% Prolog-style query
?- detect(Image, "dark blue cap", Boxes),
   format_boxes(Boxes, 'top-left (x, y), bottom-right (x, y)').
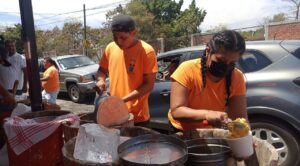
top-left (111, 14), bottom-right (135, 32)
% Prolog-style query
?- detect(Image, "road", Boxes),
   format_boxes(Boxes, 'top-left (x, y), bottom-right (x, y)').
top-left (56, 93), bottom-right (94, 115)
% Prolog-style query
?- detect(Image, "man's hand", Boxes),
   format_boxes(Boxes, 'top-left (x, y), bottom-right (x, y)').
top-left (95, 79), bottom-right (106, 95)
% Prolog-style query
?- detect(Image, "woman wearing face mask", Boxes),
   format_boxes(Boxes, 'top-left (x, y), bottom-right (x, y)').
top-left (168, 30), bottom-right (247, 131)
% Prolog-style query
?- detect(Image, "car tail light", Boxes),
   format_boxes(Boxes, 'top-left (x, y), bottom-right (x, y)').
top-left (293, 77), bottom-right (300, 87)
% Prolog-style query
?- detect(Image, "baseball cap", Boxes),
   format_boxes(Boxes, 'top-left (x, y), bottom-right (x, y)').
top-left (111, 14), bottom-right (135, 32)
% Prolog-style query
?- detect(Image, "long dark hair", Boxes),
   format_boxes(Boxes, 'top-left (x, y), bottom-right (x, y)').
top-left (44, 57), bottom-right (59, 71)
top-left (201, 30), bottom-right (245, 106)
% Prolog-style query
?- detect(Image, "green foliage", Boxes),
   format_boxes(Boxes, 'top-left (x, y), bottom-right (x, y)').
top-left (103, 0), bottom-right (206, 51)
top-left (126, 0), bottom-right (155, 41)
top-left (143, 0), bottom-right (183, 25)
top-left (0, 24), bottom-right (23, 53)
top-left (240, 28), bottom-right (264, 41)
top-left (270, 13), bottom-right (288, 23)
top-left (2, 1), bottom-right (207, 56)
top-left (206, 24), bottom-right (228, 33)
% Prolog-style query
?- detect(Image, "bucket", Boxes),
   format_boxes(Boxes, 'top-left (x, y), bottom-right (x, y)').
top-left (5, 110), bottom-right (71, 166)
top-left (174, 129), bottom-right (279, 166)
top-left (62, 126), bottom-right (159, 166)
top-left (62, 112), bottom-right (134, 142)
top-left (0, 111), bottom-right (12, 149)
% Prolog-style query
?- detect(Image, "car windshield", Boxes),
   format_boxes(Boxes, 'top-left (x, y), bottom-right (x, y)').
top-left (57, 56), bottom-right (96, 70)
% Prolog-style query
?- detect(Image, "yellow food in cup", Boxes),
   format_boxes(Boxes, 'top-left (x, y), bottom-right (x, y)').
top-left (227, 118), bottom-right (250, 138)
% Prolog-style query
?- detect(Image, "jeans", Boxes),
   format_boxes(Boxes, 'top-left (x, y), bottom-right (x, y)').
top-left (42, 90), bottom-right (59, 104)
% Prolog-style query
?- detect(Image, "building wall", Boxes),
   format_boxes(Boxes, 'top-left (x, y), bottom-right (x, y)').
top-left (268, 20), bottom-right (300, 40)
top-left (150, 20), bottom-right (300, 53)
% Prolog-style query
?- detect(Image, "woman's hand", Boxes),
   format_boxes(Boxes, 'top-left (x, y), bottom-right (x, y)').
top-left (205, 111), bottom-right (228, 127)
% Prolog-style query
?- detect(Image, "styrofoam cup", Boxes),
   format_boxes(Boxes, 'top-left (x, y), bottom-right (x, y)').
top-left (226, 131), bottom-right (254, 158)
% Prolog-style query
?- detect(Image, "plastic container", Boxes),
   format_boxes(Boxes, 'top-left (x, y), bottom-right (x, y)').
top-left (5, 110), bottom-right (71, 166)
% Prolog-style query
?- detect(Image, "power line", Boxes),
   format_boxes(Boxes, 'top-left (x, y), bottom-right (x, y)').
top-left (0, 11), bottom-right (57, 15)
top-left (35, 1), bottom-right (128, 27)
top-left (36, 7), bottom-right (118, 27)
top-left (1, 0), bottom-right (129, 21)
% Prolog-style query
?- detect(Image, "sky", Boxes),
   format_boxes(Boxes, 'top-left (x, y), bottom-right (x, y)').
top-left (0, 0), bottom-right (293, 32)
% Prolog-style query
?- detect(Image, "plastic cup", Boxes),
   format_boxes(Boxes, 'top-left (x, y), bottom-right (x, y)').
top-left (226, 131), bottom-right (254, 158)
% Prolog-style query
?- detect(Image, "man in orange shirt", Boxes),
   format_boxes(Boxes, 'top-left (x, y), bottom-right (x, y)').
top-left (40, 57), bottom-right (60, 104)
top-left (169, 30), bottom-right (248, 131)
top-left (95, 14), bottom-right (158, 126)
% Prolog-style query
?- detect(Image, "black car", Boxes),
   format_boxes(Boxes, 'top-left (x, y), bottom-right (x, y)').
top-left (148, 40), bottom-right (300, 166)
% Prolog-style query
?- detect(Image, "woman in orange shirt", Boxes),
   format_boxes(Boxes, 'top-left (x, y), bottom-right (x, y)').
top-left (168, 30), bottom-right (248, 131)
top-left (40, 57), bottom-right (60, 104)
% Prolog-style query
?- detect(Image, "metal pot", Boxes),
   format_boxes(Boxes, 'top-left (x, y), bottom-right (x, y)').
top-left (185, 138), bottom-right (234, 166)
top-left (118, 134), bottom-right (188, 166)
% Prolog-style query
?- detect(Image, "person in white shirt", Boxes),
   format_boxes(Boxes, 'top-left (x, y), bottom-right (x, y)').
top-left (0, 40), bottom-right (27, 95)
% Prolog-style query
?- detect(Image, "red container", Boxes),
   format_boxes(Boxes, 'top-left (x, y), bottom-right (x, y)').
top-left (0, 111), bottom-right (12, 123)
top-left (0, 111), bottom-right (12, 149)
top-left (5, 110), bottom-right (70, 166)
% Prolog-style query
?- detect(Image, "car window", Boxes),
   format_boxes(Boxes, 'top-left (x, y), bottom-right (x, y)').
top-left (238, 50), bottom-right (272, 73)
top-left (189, 50), bottom-right (204, 60)
top-left (292, 47), bottom-right (300, 60)
top-left (57, 56), bottom-right (95, 70)
top-left (156, 53), bottom-right (187, 81)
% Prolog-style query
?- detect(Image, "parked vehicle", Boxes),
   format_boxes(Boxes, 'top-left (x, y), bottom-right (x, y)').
top-left (39, 54), bottom-right (98, 103)
top-left (148, 40), bottom-right (300, 166)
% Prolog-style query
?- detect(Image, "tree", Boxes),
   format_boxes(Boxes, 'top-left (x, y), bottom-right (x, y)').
top-left (143, 0), bottom-right (183, 25)
top-left (170, 0), bottom-right (206, 49)
top-left (206, 24), bottom-right (227, 33)
top-left (283, 0), bottom-right (300, 19)
top-left (35, 26), bottom-right (62, 57)
top-left (0, 24), bottom-right (23, 53)
top-left (125, 0), bottom-right (155, 41)
top-left (101, 0), bottom-right (207, 51)
top-left (262, 13), bottom-right (289, 24)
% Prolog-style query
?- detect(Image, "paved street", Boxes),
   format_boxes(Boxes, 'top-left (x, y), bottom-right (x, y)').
top-left (56, 93), bottom-right (94, 115)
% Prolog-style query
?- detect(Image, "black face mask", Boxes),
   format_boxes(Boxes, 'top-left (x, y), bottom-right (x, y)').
top-left (208, 60), bottom-right (235, 78)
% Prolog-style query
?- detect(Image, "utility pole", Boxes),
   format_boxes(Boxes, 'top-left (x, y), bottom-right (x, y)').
top-left (19, 0), bottom-right (42, 111)
top-left (83, 4), bottom-right (87, 56)
top-left (157, 38), bottom-right (164, 53)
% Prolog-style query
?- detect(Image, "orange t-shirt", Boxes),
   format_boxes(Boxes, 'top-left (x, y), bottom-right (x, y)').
top-left (100, 40), bottom-right (158, 123)
top-left (168, 58), bottom-right (246, 130)
top-left (42, 66), bottom-right (60, 92)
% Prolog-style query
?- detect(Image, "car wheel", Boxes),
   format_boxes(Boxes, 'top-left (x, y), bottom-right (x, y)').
top-left (250, 118), bottom-right (300, 166)
top-left (67, 84), bottom-right (85, 103)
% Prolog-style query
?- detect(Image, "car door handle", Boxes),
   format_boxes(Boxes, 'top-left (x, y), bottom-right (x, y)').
top-left (160, 90), bottom-right (170, 97)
